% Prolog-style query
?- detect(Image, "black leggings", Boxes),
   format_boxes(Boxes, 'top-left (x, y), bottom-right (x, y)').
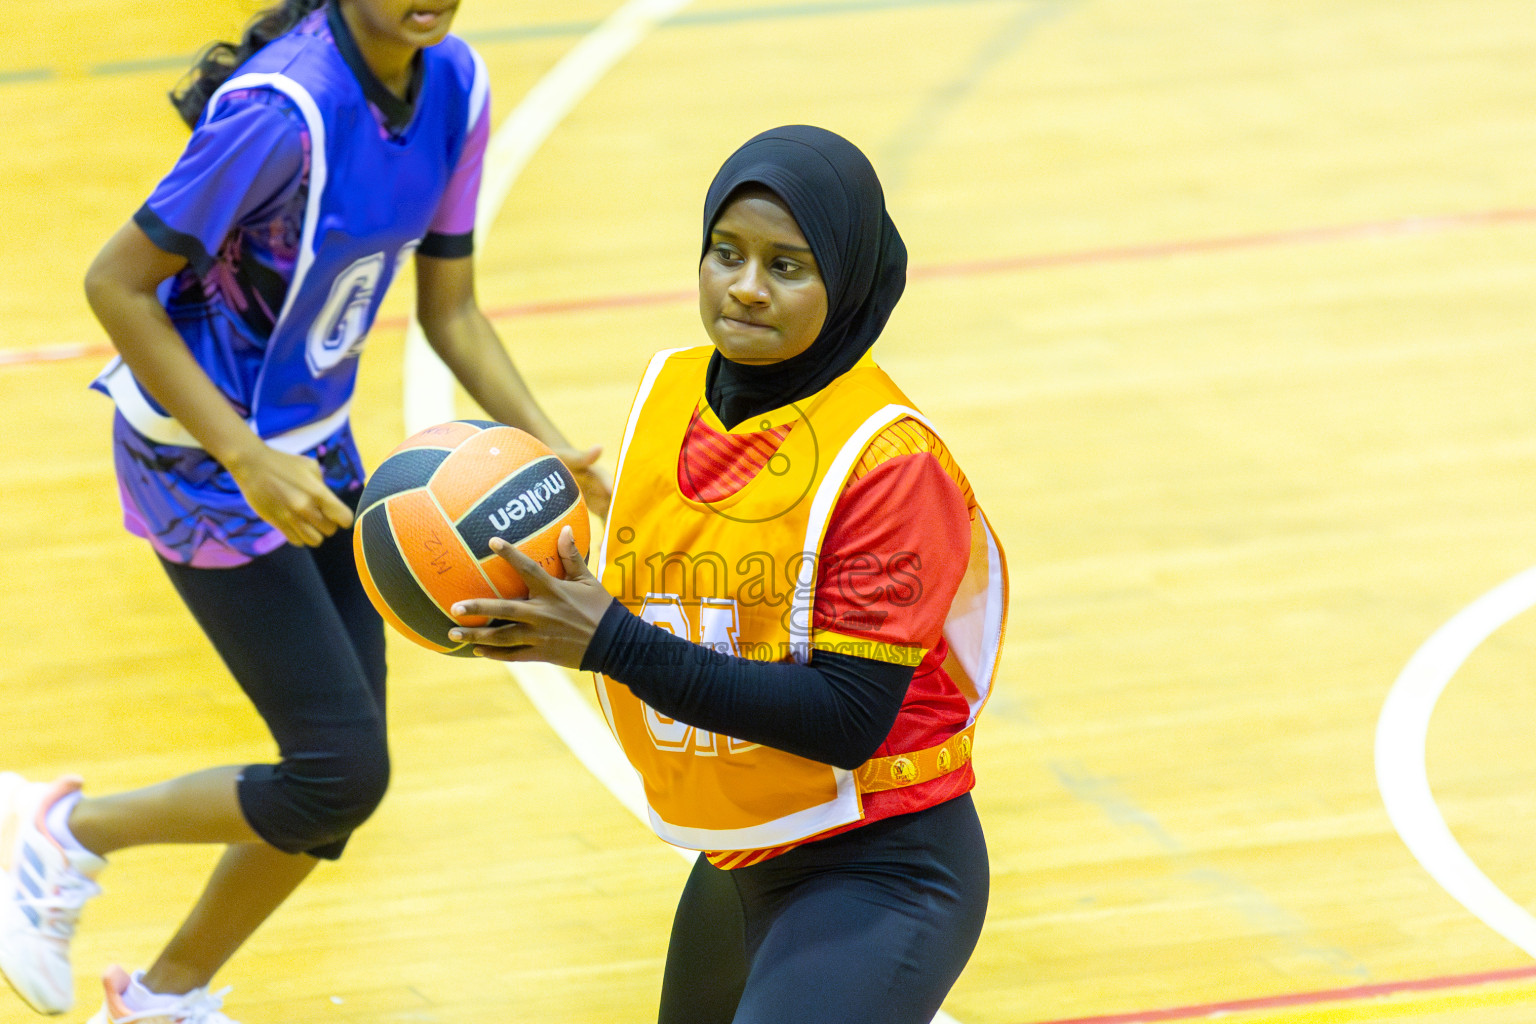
top-left (658, 794), bottom-right (989, 1024)
top-left (159, 522), bottom-right (388, 860)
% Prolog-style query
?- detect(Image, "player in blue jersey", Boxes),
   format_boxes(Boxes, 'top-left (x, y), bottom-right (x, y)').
top-left (0, 2), bottom-right (608, 1022)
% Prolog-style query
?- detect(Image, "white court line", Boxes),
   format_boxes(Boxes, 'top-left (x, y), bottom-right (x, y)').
top-left (403, 6), bottom-right (965, 1019)
top-left (508, 662), bottom-right (653, 829)
top-left (1376, 564), bottom-right (1536, 958)
top-left (401, 0), bottom-right (698, 865)
top-left (403, 0), bottom-right (698, 437)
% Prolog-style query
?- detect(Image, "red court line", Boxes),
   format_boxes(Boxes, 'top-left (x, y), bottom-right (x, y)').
top-left (10, 207), bottom-right (1536, 371)
top-left (372, 286), bottom-right (697, 333)
top-left (1025, 963), bottom-right (1536, 1024)
top-left (0, 342), bottom-right (114, 367)
top-left (910, 206), bottom-right (1536, 281)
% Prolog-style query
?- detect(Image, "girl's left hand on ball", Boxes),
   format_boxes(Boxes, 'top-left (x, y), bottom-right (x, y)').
top-left (448, 526), bottom-right (612, 668)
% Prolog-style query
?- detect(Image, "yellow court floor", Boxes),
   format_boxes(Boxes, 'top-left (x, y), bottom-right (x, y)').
top-left (3, 1), bottom-right (1536, 1022)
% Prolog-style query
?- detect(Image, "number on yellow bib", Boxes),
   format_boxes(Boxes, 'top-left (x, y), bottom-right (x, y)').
top-left (637, 594), bottom-right (759, 756)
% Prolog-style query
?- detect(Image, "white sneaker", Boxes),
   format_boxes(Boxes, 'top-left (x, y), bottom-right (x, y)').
top-left (0, 772), bottom-right (106, 1014)
top-left (89, 967), bottom-right (237, 1024)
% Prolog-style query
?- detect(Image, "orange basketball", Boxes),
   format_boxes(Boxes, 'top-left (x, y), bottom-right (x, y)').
top-left (353, 420), bottom-right (590, 657)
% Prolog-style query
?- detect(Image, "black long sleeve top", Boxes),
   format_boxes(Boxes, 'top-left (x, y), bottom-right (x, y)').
top-left (579, 598), bottom-right (915, 770)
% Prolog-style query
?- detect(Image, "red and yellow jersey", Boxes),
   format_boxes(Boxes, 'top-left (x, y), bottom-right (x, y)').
top-left (594, 346), bottom-right (1008, 859)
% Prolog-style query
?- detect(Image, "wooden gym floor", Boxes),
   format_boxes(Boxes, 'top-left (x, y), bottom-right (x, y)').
top-left (3, 1), bottom-right (1536, 1021)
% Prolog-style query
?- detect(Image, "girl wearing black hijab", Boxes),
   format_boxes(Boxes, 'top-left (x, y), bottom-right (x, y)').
top-left (454, 126), bottom-right (1009, 1023)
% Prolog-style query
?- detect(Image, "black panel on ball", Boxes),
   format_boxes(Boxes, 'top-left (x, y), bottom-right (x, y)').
top-left (359, 501), bottom-right (466, 653)
top-left (358, 448), bottom-right (451, 515)
top-left (455, 456), bottom-right (577, 557)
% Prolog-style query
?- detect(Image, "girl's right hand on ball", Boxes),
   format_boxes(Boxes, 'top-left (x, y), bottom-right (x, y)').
top-left (227, 444), bottom-right (354, 547)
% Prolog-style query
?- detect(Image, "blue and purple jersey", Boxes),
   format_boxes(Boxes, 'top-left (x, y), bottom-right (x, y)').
top-left (94, 5), bottom-right (490, 567)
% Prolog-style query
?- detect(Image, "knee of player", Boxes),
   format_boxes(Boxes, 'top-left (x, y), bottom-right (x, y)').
top-left (334, 746), bottom-right (392, 828)
top-left (295, 743), bottom-right (392, 833)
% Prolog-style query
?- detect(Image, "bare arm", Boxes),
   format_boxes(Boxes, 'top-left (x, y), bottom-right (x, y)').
top-left (83, 221), bottom-right (352, 546)
top-left (416, 252), bottom-right (612, 518)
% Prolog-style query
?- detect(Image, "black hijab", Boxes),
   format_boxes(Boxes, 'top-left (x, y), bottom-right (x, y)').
top-left (700, 125), bottom-right (907, 429)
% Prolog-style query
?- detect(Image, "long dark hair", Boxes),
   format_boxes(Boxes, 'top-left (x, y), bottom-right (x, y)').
top-left (169, 0), bottom-right (327, 128)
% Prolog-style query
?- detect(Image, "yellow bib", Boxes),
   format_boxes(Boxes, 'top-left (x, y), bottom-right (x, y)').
top-left (594, 346), bottom-right (1007, 851)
